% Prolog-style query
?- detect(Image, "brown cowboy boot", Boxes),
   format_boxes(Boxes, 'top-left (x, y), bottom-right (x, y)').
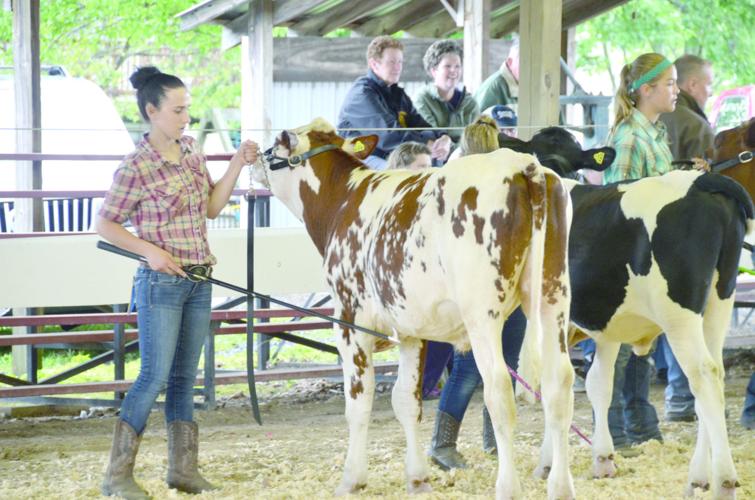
top-left (167, 420), bottom-right (218, 493)
top-left (482, 406), bottom-right (497, 454)
top-left (101, 419), bottom-right (149, 499)
top-left (428, 410), bottom-right (467, 470)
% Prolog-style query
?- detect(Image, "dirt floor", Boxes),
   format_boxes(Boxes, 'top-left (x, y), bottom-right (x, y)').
top-left (0, 367), bottom-right (753, 499)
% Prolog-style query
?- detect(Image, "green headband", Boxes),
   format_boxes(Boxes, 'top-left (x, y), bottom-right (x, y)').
top-left (629, 58), bottom-right (672, 92)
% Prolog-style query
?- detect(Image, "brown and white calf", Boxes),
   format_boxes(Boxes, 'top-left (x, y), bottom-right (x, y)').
top-left (253, 118), bottom-right (575, 499)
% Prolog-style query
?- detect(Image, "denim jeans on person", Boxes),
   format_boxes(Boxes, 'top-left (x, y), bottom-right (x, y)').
top-left (608, 343), bottom-right (662, 447)
top-left (742, 371), bottom-right (755, 428)
top-left (438, 307), bottom-right (527, 421)
top-left (658, 334), bottom-right (695, 418)
top-left (118, 267), bottom-right (212, 435)
top-left (422, 341), bottom-right (454, 398)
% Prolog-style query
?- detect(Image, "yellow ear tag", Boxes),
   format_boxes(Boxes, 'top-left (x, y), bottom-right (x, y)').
top-left (353, 140), bottom-right (365, 153)
top-left (593, 151), bottom-right (605, 165)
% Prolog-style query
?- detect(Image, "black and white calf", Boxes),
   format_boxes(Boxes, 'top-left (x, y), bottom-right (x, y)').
top-left (510, 128), bottom-right (751, 499)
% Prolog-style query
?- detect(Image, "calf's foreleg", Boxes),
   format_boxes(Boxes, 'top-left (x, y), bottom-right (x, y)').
top-left (391, 337), bottom-right (431, 493)
top-left (335, 331), bottom-right (376, 496)
top-left (586, 339), bottom-right (621, 479)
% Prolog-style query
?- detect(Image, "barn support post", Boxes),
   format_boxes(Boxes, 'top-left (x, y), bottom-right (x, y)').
top-left (561, 27), bottom-right (577, 125)
top-left (11, 0), bottom-right (42, 379)
top-left (518, 0), bottom-right (562, 140)
top-left (242, 0), bottom-right (273, 148)
top-left (462, 0), bottom-right (490, 94)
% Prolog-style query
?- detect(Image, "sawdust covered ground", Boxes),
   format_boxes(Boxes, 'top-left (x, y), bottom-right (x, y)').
top-left (0, 369), bottom-right (753, 499)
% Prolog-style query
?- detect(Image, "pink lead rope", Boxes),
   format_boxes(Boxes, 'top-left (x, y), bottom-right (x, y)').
top-left (506, 365), bottom-right (593, 446)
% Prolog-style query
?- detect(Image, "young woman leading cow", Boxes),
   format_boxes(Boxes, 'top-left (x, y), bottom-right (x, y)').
top-left (96, 66), bottom-right (259, 498)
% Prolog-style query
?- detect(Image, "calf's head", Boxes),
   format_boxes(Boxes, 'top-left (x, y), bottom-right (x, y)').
top-left (499, 126), bottom-right (615, 179)
top-left (252, 117), bottom-right (377, 218)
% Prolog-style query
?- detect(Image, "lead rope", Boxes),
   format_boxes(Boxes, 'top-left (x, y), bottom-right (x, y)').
top-left (246, 162), bottom-right (262, 425)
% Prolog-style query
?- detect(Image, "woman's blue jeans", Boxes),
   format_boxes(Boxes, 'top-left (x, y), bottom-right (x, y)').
top-left (119, 268), bottom-right (212, 435)
top-left (658, 334), bottom-right (695, 418)
top-left (438, 307), bottom-right (527, 421)
top-left (607, 343), bottom-right (661, 447)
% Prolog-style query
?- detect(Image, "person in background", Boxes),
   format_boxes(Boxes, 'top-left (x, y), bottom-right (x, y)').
top-left (474, 36), bottom-right (519, 113)
top-left (386, 141), bottom-right (433, 170)
top-left (414, 40), bottom-right (479, 144)
top-left (660, 54), bottom-right (715, 161)
top-left (656, 54), bottom-right (717, 422)
top-left (428, 115), bottom-right (528, 470)
top-left (742, 372), bottom-right (755, 430)
top-left (96, 66), bottom-right (258, 498)
top-left (600, 52), bottom-right (695, 453)
top-left (485, 104), bottom-right (518, 137)
top-left (338, 35), bottom-right (451, 170)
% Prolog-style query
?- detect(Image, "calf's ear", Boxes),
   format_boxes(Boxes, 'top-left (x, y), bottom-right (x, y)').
top-left (582, 146), bottom-right (616, 172)
top-left (343, 135), bottom-right (379, 159)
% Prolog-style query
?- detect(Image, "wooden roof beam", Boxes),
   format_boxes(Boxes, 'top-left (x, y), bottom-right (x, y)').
top-left (357, 1), bottom-right (445, 37)
top-left (177, 0), bottom-right (249, 31)
top-left (405, 0), bottom-right (512, 38)
top-left (221, 0), bottom-right (329, 50)
top-left (403, 9), bottom-right (457, 38)
top-left (490, 0), bottom-right (627, 37)
top-left (562, 0), bottom-right (628, 27)
top-left (289, 0), bottom-right (395, 36)
top-left (316, 0), bottom-right (397, 36)
top-left (273, 0), bottom-right (329, 25)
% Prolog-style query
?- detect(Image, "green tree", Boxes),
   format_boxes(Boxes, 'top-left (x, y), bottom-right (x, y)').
top-left (576, 0), bottom-right (755, 94)
top-left (0, 0), bottom-right (238, 126)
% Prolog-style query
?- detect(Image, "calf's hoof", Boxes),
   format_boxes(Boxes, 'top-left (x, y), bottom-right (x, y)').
top-left (713, 479), bottom-right (739, 500)
top-left (407, 477), bottom-right (432, 494)
top-left (684, 480), bottom-right (709, 497)
top-left (334, 481), bottom-right (366, 496)
top-left (591, 455), bottom-right (616, 479)
top-left (533, 464), bottom-right (551, 480)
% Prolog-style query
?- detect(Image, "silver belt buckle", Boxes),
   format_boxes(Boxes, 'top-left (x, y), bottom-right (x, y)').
top-left (184, 264), bottom-right (211, 282)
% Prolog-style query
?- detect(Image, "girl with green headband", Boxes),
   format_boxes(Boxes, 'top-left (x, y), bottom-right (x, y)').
top-left (604, 52), bottom-right (679, 182)
top-left (591, 53), bottom-right (679, 453)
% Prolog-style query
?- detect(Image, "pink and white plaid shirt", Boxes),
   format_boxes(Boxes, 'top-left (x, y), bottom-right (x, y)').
top-left (99, 135), bottom-right (217, 266)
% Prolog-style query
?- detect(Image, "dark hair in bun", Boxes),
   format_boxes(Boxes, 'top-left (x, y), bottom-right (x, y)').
top-left (129, 66), bottom-right (185, 122)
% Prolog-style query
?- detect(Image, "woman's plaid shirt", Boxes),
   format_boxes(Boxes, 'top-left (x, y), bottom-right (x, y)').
top-left (604, 108), bottom-right (674, 183)
top-left (99, 135), bottom-right (217, 266)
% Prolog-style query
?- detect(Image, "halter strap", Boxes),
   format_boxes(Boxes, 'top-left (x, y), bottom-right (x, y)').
top-left (711, 150), bottom-right (754, 174)
top-left (264, 144), bottom-right (340, 171)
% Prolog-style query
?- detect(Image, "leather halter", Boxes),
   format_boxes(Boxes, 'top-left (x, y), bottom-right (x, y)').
top-left (711, 150), bottom-right (754, 174)
top-left (263, 143), bottom-right (340, 171)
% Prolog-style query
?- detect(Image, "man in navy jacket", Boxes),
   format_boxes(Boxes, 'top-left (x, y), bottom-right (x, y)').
top-left (338, 36), bottom-right (451, 169)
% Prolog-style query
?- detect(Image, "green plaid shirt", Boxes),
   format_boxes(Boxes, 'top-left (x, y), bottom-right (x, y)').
top-left (603, 108), bottom-right (673, 183)
top-left (99, 135), bottom-right (217, 266)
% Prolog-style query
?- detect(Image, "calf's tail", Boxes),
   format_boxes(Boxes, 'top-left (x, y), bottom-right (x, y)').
top-left (517, 162), bottom-right (572, 402)
top-left (516, 162), bottom-right (547, 402)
